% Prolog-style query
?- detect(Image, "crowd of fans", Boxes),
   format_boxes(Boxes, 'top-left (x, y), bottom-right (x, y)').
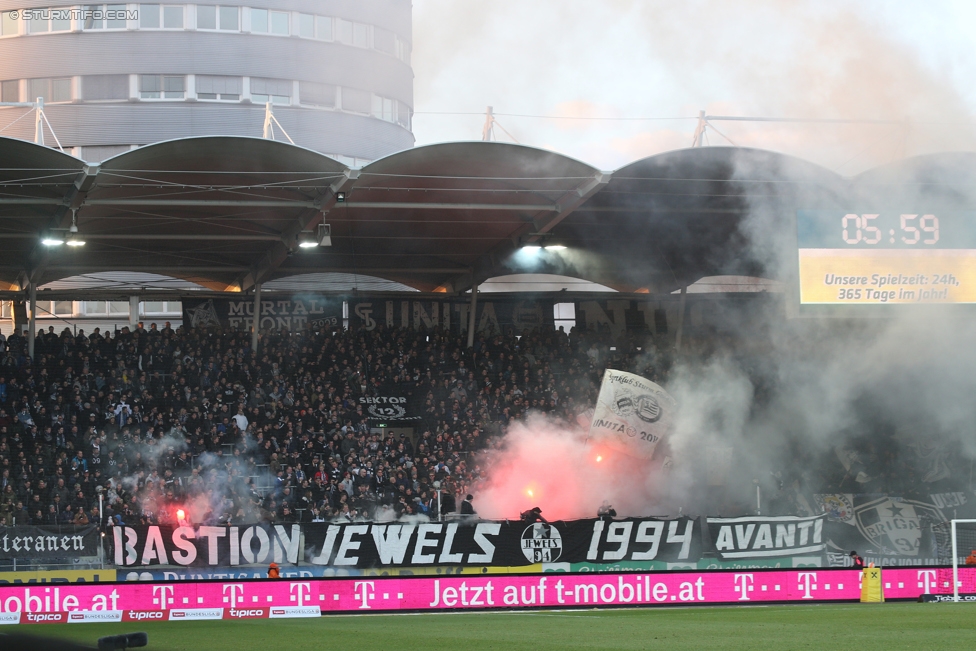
top-left (0, 320), bottom-right (674, 529)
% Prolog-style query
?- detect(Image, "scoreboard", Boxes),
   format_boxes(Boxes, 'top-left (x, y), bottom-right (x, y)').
top-left (796, 211), bottom-right (976, 305)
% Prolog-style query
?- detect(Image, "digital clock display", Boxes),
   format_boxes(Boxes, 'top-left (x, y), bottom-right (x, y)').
top-left (796, 211), bottom-right (976, 305)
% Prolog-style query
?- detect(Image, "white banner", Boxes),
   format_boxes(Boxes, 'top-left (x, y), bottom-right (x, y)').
top-left (588, 370), bottom-right (676, 459)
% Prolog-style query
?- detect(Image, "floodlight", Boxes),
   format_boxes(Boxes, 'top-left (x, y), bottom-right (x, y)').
top-left (297, 231), bottom-right (318, 248)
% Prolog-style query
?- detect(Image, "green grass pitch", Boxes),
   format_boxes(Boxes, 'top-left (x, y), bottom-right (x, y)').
top-left (15, 602), bottom-right (976, 651)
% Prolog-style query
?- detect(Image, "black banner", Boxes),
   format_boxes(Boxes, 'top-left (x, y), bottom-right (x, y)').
top-left (182, 296), bottom-right (343, 331)
top-left (112, 524), bottom-right (303, 567)
top-left (816, 493), bottom-right (965, 567)
top-left (574, 299), bottom-right (665, 338)
top-left (348, 299), bottom-right (554, 335)
top-left (704, 515), bottom-right (826, 560)
top-left (359, 396), bottom-right (421, 422)
top-left (109, 518), bottom-right (700, 568)
top-left (0, 526), bottom-right (100, 559)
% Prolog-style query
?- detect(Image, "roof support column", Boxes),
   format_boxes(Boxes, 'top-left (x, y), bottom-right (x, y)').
top-left (251, 283), bottom-right (262, 354)
top-left (27, 283), bottom-right (36, 361)
top-left (129, 296), bottom-right (139, 329)
top-left (674, 285), bottom-right (688, 354)
top-left (466, 283), bottom-right (478, 349)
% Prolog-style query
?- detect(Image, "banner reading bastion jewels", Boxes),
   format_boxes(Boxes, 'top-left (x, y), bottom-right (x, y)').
top-left (108, 518), bottom-right (700, 568)
top-left (0, 567), bottom-right (969, 624)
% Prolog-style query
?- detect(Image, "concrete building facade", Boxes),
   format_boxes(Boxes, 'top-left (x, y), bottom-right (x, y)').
top-left (0, 0), bottom-right (414, 164)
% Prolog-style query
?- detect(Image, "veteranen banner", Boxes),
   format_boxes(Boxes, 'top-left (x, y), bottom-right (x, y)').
top-left (182, 296), bottom-right (343, 331)
top-left (108, 518), bottom-right (700, 568)
top-left (0, 526), bottom-right (100, 560)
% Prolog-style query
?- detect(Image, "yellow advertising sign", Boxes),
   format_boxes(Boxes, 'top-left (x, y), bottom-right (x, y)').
top-left (798, 248), bottom-right (976, 304)
top-left (0, 569), bottom-right (110, 584)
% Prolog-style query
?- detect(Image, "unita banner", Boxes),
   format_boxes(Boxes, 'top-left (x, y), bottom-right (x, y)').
top-left (588, 370), bottom-right (676, 460)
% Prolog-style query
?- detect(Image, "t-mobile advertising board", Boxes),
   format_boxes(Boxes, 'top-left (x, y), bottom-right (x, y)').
top-left (0, 567), bottom-right (969, 624)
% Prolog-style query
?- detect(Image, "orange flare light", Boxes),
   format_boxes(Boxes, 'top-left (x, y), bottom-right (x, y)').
top-left (177, 509), bottom-right (186, 520)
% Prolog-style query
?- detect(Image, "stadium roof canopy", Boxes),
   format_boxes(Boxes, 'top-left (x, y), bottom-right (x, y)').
top-left (1, 135), bottom-right (974, 297)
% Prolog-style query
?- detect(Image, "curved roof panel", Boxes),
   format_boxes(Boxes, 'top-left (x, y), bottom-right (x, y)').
top-left (1, 136), bottom-right (973, 298)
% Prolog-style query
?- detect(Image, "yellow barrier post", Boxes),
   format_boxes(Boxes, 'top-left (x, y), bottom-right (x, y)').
top-left (860, 566), bottom-right (884, 602)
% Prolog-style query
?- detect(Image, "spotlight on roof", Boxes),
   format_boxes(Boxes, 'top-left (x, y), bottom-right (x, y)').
top-left (297, 231), bottom-right (318, 248)
top-left (317, 223), bottom-right (332, 247)
top-left (335, 191), bottom-right (346, 203)
top-left (521, 245), bottom-right (542, 252)
top-left (41, 232), bottom-right (65, 246)
top-left (64, 210), bottom-right (85, 246)
top-left (544, 244), bottom-right (566, 251)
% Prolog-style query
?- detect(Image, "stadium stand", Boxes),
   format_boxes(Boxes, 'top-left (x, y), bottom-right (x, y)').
top-left (0, 320), bottom-right (674, 527)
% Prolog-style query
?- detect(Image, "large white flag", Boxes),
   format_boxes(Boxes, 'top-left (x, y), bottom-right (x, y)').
top-left (588, 369), bottom-right (676, 459)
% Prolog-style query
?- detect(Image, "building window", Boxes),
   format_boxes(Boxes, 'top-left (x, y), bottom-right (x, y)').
top-left (139, 4), bottom-right (160, 28)
top-left (335, 18), bottom-right (352, 44)
top-left (140, 75), bottom-right (184, 99)
top-left (397, 100), bottom-right (411, 129)
top-left (83, 301), bottom-right (106, 315)
top-left (554, 303), bottom-right (576, 332)
top-left (298, 13), bottom-right (313, 39)
top-left (162, 5), bottom-right (183, 29)
top-left (0, 80), bottom-right (19, 103)
top-left (82, 74), bottom-right (129, 100)
top-left (340, 87), bottom-right (370, 114)
top-left (35, 301), bottom-right (74, 317)
top-left (219, 5), bottom-right (238, 30)
top-left (27, 7), bottom-right (74, 33)
top-left (197, 5), bottom-right (237, 31)
top-left (142, 301), bottom-right (181, 315)
top-left (300, 81), bottom-right (335, 108)
top-left (270, 10), bottom-right (288, 35)
top-left (395, 36), bottom-right (411, 63)
top-left (1, 10), bottom-right (18, 36)
top-left (314, 15), bottom-right (332, 41)
top-left (250, 8), bottom-right (288, 35)
top-left (371, 95), bottom-right (395, 123)
top-left (85, 4), bottom-right (129, 30)
top-left (353, 22), bottom-right (369, 48)
top-left (197, 5), bottom-right (217, 30)
top-left (27, 78), bottom-right (72, 103)
top-left (250, 77), bottom-right (291, 105)
top-left (51, 78), bottom-right (72, 102)
top-left (196, 75), bottom-right (241, 101)
top-left (249, 8), bottom-right (267, 33)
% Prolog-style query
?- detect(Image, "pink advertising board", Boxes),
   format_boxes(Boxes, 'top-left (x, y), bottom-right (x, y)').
top-left (0, 567), bottom-right (970, 624)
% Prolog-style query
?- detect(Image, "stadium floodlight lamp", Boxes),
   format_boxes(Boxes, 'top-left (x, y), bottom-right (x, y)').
top-left (41, 232), bottom-right (65, 246)
top-left (317, 223), bottom-right (332, 247)
top-left (544, 244), bottom-right (566, 251)
top-left (521, 245), bottom-right (542, 252)
top-left (65, 211), bottom-right (86, 246)
top-left (335, 191), bottom-right (346, 202)
top-left (297, 231), bottom-right (318, 248)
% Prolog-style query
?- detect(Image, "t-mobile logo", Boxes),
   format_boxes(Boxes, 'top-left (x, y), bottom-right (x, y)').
top-left (290, 582), bottom-right (311, 606)
top-left (152, 585), bottom-right (174, 608)
top-left (354, 581), bottom-right (376, 609)
top-left (917, 570), bottom-right (938, 594)
top-left (223, 584), bottom-right (245, 608)
top-left (797, 572), bottom-right (818, 599)
top-left (733, 574), bottom-right (754, 601)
